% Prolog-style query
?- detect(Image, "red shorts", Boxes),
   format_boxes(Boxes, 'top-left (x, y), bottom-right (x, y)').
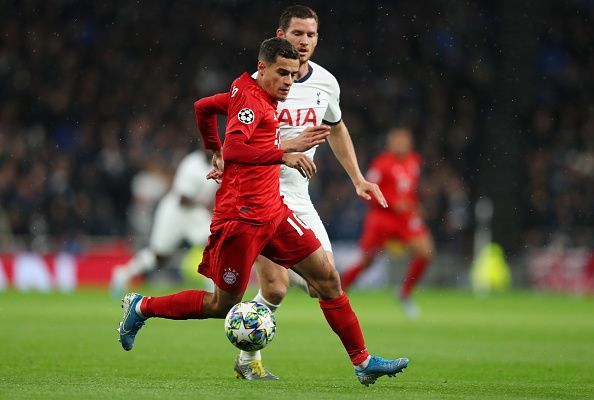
top-left (359, 210), bottom-right (427, 253)
top-left (198, 205), bottom-right (321, 294)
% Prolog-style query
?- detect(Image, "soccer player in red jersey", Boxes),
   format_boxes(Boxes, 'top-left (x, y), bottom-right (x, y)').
top-left (117, 37), bottom-right (409, 386)
top-left (196, 6), bottom-right (388, 380)
top-left (341, 127), bottom-right (435, 318)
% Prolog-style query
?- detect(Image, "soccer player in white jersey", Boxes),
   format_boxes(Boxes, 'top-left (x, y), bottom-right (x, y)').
top-left (203, 5), bottom-right (387, 380)
top-left (110, 151), bottom-right (218, 297)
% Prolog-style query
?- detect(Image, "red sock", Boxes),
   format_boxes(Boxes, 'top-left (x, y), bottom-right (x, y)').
top-left (319, 293), bottom-right (369, 366)
top-left (140, 290), bottom-right (206, 320)
top-left (401, 257), bottom-right (429, 298)
top-left (341, 262), bottom-right (365, 291)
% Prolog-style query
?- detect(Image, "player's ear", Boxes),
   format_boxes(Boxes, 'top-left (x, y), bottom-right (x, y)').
top-left (257, 60), bottom-right (266, 76)
top-left (276, 28), bottom-right (285, 38)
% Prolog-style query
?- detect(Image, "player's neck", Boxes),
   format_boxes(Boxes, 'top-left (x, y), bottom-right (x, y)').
top-left (390, 151), bottom-right (407, 159)
top-left (254, 76), bottom-right (278, 104)
top-left (296, 61), bottom-right (311, 81)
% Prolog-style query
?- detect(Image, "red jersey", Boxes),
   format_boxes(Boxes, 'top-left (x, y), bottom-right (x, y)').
top-left (365, 151), bottom-right (421, 214)
top-left (195, 73), bottom-right (285, 224)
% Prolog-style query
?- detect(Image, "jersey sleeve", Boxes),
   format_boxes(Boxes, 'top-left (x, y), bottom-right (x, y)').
top-left (322, 76), bottom-right (342, 125)
top-left (226, 89), bottom-right (263, 140)
top-left (193, 93), bottom-right (230, 151)
top-left (223, 132), bottom-right (284, 165)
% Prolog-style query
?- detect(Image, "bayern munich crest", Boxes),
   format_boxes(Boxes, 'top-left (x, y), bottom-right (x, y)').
top-left (223, 268), bottom-right (239, 285)
top-left (237, 108), bottom-right (255, 124)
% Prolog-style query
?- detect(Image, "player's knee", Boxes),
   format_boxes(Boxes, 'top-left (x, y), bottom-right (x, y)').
top-left (420, 242), bottom-right (435, 260)
top-left (361, 253), bottom-right (375, 269)
top-left (260, 281), bottom-right (287, 305)
top-left (411, 236), bottom-right (434, 261)
top-left (425, 246), bottom-right (435, 260)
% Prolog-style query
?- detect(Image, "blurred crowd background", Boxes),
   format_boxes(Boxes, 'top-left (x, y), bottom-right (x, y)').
top-left (0, 0), bottom-right (592, 255)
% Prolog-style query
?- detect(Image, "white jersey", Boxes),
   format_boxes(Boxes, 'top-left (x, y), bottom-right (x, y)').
top-left (253, 61), bottom-right (341, 253)
top-left (253, 60), bottom-right (341, 197)
top-left (172, 151), bottom-right (218, 205)
top-left (149, 151), bottom-right (217, 254)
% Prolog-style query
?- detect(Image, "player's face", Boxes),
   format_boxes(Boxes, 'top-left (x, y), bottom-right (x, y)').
top-left (388, 129), bottom-right (413, 157)
top-left (276, 18), bottom-right (319, 64)
top-left (258, 56), bottom-right (299, 101)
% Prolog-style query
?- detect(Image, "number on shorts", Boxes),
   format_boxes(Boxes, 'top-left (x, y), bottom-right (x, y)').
top-left (287, 213), bottom-right (310, 236)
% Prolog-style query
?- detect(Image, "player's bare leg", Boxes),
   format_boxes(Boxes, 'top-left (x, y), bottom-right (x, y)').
top-left (293, 246), bottom-right (409, 385)
top-left (256, 256), bottom-right (290, 304)
top-left (292, 247), bottom-right (341, 299)
top-left (399, 232), bottom-right (434, 318)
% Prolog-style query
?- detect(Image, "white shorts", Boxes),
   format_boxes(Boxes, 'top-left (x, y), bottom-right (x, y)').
top-left (281, 191), bottom-right (332, 253)
top-left (149, 192), bottom-right (212, 255)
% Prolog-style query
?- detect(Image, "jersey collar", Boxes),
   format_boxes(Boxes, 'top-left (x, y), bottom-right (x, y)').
top-left (295, 64), bottom-right (313, 83)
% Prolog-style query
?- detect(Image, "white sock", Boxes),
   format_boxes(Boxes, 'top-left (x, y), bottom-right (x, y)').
top-left (239, 350), bottom-right (261, 364)
top-left (252, 289), bottom-right (280, 313)
top-left (118, 248), bottom-right (157, 283)
top-left (288, 269), bottom-right (310, 296)
top-left (355, 355), bottom-right (372, 371)
top-left (134, 298), bottom-right (147, 319)
top-left (129, 248), bottom-right (158, 275)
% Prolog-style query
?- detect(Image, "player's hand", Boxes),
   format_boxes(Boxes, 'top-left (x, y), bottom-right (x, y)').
top-left (206, 167), bottom-right (223, 184)
top-left (207, 150), bottom-right (224, 184)
top-left (281, 125), bottom-right (330, 153)
top-left (282, 153), bottom-right (317, 179)
top-left (355, 179), bottom-right (388, 208)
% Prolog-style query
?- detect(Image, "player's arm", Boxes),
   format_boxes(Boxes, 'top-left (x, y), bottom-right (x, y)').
top-left (328, 121), bottom-right (387, 208)
top-left (193, 92), bottom-right (230, 151)
top-left (223, 132), bottom-right (316, 179)
top-left (194, 92), bottom-right (231, 181)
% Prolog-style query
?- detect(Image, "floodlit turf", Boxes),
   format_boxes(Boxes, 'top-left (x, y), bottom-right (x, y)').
top-left (1, 288), bottom-right (593, 399)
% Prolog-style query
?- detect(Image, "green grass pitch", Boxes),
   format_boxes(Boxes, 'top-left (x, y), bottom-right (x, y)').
top-left (1, 288), bottom-right (593, 399)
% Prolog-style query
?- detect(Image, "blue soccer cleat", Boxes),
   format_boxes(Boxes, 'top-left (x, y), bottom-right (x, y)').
top-left (355, 356), bottom-right (410, 386)
top-left (117, 292), bottom-right (146, 351)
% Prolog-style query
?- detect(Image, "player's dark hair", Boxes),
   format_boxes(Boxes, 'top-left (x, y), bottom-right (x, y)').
top-left (258, 37), bottom-right (299, 64)
top-left (279, 5), bottom-right (319, 31)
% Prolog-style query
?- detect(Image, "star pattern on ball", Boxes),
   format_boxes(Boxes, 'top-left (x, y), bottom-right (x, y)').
top-left (258, 315), bottom-right (276, 339)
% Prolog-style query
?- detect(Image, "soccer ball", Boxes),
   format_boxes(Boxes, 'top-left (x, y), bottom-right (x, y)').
top-left (224, 301), bottom-right (276, 351)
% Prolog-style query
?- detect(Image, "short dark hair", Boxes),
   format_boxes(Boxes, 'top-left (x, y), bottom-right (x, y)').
top-left (279, 5), bottom-right (319, 31)
top-left (258, 37), bottom-right (299, 64)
